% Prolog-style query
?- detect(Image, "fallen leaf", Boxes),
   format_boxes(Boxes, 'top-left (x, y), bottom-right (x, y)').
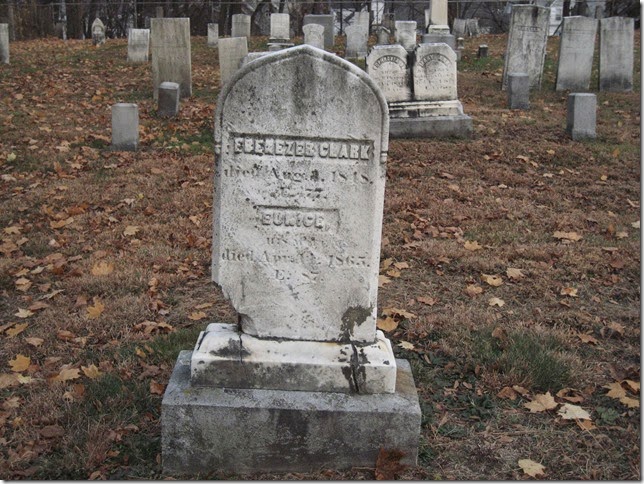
top-left (15, 277), bottom-right (32, 292)
top-left (464, 240), bottom-right (483, 251)
top-left (382, 307), bottom-right (416, 319)
top-left (6, 323), bottom-right (28, 337)
top-left (491, 326), bottom-right (508, 341)
top-left (553, 231), bottom-right (582, 242)
top-left (558, 403), bottom-right (591, 420)
top-left (481, 274), bottom-right (503, 286)
top-left (606, 322), bottom-right (625, 336)
top-left (188, 311), bottom-right (207, 321)
top-left (50, 217), bottom-right (74, 229)
top-left (15, 308), bottom-right (34, 319)
top-left (375, 447), bottom-right (407, 480)
top-left (489, 297), bottom-right (505, 307)
top-left (465, 284), bottom-right (483, 297)
top-left (525, 392), bottom-right (558, 413)
top-left (386, 268), bottom-right (401, 278)
top-left (417, 296), bottom-right (437, 306)
top-left (376, 317), bottom-right (398, 332)
top-left (577, 333), bottom-right (598, 345)
top-left (576, 420), bottom-right (597, 431)
top-left (497, 386), bottom-right (517, 400)
top-left (518, 459), bottom-right (545, 478)
top-left (86, 299), bottom-right (105, 319)
top-left (512, 385), bottom-right (530, 396)
top-left (9, 354), bottom-right (30, 372)
top-left (51, 368), bottom-right (81, 383)
top-left (123, 225), bottom-right (140, 236)
top-left (506, 267), bottom-right (525, 280)
top-left (380, 258), bottom-right (394, 271)
top-left (619, 396), bottom-right (640, 408)
top-left (40, 425), bottom-right (65, 438)
top-left (195, 302), bottom-right (214, 310)
top-left (624, 380), bottom-right (640, 393)
top-left (91, 261), bottom-right (114, 276)
top-left (0, 373), bottom-right (19, 389)
top-left (150, 380), bottom-right (166, 395)
top-left (631, 220), bottom-right (640, 229)
top-left (556, 388), bottom-right (584, 403)
top-left (25, 337), bottom-right (44, 347)
top-left (81, 364), bottom-right (101, 379)
top-left (560, 287), bottom-right (578, 297)
top-left (398, 341), bottom-right (415, 351)
top-left (604, 381), bottom-right (627, 399)
top-left (393, 262), bottom-right (409, 270)
top-left (378, 275), bottom-right (391, 287)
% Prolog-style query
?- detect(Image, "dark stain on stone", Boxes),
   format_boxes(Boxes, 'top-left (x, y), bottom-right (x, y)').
top-left (209, 337), bottom-right (249, 359)
top-left (340, 305), bottom-right (372, 342)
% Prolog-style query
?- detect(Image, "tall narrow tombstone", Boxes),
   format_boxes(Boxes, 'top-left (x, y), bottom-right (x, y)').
top-left (162, 44), bottom-right (421, 475)
top-left (345, 22), bottom-right (368, 58)
top-left (303, 23), bottom-right (324, 50)
top-left (91, 18), bottom-right (106, 46)
top-left (395, 21), bottom-right (417, 51)
top-left (111, 103), bottom-right (138, 151)
top-left (598, 17), bottom-right (634, 92)
top-left (0, 24), bottom-right (8, 64)
top-left (366, 44), bottom-right (411, 102)
top-left (413, 43), bottom-right (457, 102)
top-left (566, 93), bottom-right (596, 140)
top-left (376, 26), bottom-right (390, 45)
top-left (429, 0), bottom-right (449, 28)
top-left (207, 23), bottom-right (218, 47)
top-left (218, 36), bottom-right (248, 86)
top-left (231, 13), bottom-right (251, 38)
top-left (155, 6), bottom-right (164, 18)
top-left (555, 16), bottom-right (597, 91)
top-left (158, 81), bottom-right (180, 117)
top-left (151, 18), bottom-right (192, 100)
top-left (303, 14), bottom-right (335, 49)
top-left (127, 28), bottom-right (150, 63)
top-left (453, 18), bottom-right (466, 37)
top-left (508, 73), bottom-right (530, 109)
top-left (269, 13), bottom-right (290, 41)
top-left (501, 5), bottom-right (549, 90)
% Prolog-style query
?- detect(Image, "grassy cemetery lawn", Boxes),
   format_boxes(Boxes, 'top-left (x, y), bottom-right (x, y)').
top-left (0, 33), bottom-right (640, 479)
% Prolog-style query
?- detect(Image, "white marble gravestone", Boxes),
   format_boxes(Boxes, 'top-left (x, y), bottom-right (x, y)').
top-left (429, 0), bottom-right (449, 28)
top-left (0, 24), bottom-right (8, 64)
top-left (395, 21), bottom-right (417, 51)
top-left (303, 23), bottom-right (325, 50)
top-left (207, 23), bottom-right (218, 47)
top-left (555, 17), bottom-right (597, 91)
top-left (269, 13), bottom-right (290, 41)
top-left (218, 36), bottom-right (248, 86)
top-left (127, 28), bottom-right (150, 63)
top-left (599, 17), bottom-right (634, 92)
top-left (303, 14), bottom-right (335, 49)
top-left (366, 44), bottom-right (411, 102)
top-left (413, 43), bottom-right (457, 102)
top-left (231, 13), bottom-right (251, 38)
top-left (91, 18), bottom-right (106, 46)
top-left (151, 18), bottom-right (192, 100)
top-left (501, 5), bottom-right (549, 90)
top-left (162, 45), bottom-right (421, 475)
top-left (345, 22), bottom-right (368, 58)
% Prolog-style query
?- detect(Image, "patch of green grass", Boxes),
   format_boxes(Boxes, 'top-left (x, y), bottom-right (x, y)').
top-left (472, 327), bottom-right (570, 392)
top-left (147, 325), bottom-right (204, 365)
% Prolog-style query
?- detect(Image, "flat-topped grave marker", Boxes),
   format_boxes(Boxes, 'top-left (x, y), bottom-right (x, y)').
top-left (501, 5), bottom-right (549, 90)
top-left (218, 36), bottom-right (248, 86)
top-left (599, 17), bottom-right (634, 92)
top-left (269, 13), bottom-right (290, 41)
top-left (345, 21), bottom-right (368, 58)
top-left (395, 21), bottom-right (417, 51)
top-left (151, 18), bottom-right (192, 100)
top-left (303, 23), bottom-right (324, 49)
top-left (0, 24), bottom-right (8, 64)
top-left (111, 103), bottom-right (138, 151)
top-left (207, 23), bottom-right (218, 47)
top-left (303, 14), bottom-right (335, 49)
top-left (127, 28), bottom-right (150, 63)
top-left (555, 16), bottom-right (597, 91)
top-left (231, 13), bottom-right (251, 38)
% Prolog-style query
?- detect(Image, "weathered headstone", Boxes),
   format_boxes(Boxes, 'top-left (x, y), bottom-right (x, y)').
top-left (507, 73), bottom-right (530, 109)
top-left (376, 26), bottom-right (390, 45)
top-left (91, 18), bottom-right (106, 46)
top-left (111, 103), bottom-right (138, 151)
top-left (218, 36), bottom-right (248, 86)
top-left (303, 14), bottom-right (335, 49)
top-left (345, 21), bottom-right (368, 59)
top-left (151, 18), bottom-right (192, 100)
top-left (269, 13), bottom-right (290, 41)
top-left (127, 28), bottom-right (150, 63)
top-left (158, 81), bottom-right (180, 117)
top-left (207, 23), bottom-right (218, 47)
top-left (162, 44), bottom-right (421, 475)
top-left (478, 44), bottom-right (488, 58)
top-left (598, 17), bottom-right (634, 92)
top-left (501, 5), bottom-right (549, 90)
top-left (465, 19), bottom-right (480, 36)
top-left (429, 0), bottom-right (449, 28)
top-left (395, 21), bottom-right (417, 51)
top-left (453, 18), bottom-right (466, 37)
top-left (566, 93), bottom-right (596, 140)
top-left (421, 31), bottom-right (455, 50)
top-left (456, 37), bottom-right (464, 49)
top-left (413, 43), bottom-right (457, 102)
top-left (156, 6), bottom-right (164, 18)
top-left (555, 16), bottom-right (597, 91)
top-left (0, 24), bottom-right (8, 64)
top-left (231, 14), bottom-right (251, 39)
top-left (240, 51), bottom-right (271, 67)
top-left (303, 23), bottom-right (324, 50)
top-left (366, 44), bottom-right (411, 102)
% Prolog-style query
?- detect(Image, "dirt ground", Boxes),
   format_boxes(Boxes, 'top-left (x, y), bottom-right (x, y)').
top-left (0, 32), bottom-right (640, 480)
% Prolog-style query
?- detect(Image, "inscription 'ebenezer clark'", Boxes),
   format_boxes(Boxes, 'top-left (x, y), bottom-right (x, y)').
top-left (233, 134), bottom-right (372, 160)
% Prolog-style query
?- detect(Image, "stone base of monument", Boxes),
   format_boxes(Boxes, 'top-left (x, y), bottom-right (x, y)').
top-left (388, 100), bottom-right (472, 138)
top-left (162, 350), bottom-right (422, 476)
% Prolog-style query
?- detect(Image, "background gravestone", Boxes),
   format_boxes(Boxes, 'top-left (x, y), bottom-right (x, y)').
top-left (501, 5), bottom-right (549, 90)
top-left (151, 18), bottom-right (192, 100)
top-left (366, 44), bottom-right (411, 103)
top-left (218, 36), bottom-right (248, 86)
top-left (303, 24), bottom-right (324, 50)
top-left (91, 18), bottom-right (105, 46)
top-left (303, 14), bottom-right (335, 49)
top-left (269, 13), bottom-right (290, 41)
top-left (599, 17), bottom-right (634, 92)
top-left (395, 21), bottom-right (417, 51)
top-left (413, 43), bottom-right (458, 102)
top-left (555, 16), bottom-right (597, 91)
top-left (231, 14), bottom-right (251, 39)
top-left (207, 23), bottom-right (218, 47)
top-left (127, 28), bottom-right (149, 63)
top-left (0, 24), bottom-right (8, 64)
top-left (345, 22), bottom-right (368, 59)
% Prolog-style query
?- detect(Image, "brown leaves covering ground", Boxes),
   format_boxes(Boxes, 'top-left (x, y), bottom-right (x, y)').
top-left (0, 32), bottom-right (640, 480)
